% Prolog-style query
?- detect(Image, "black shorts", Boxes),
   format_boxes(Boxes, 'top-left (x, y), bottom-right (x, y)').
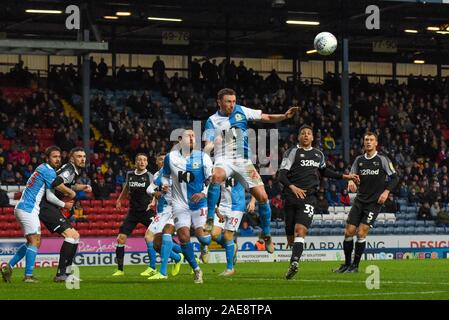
top-left (40, 204), bottom-right (73, 234)
top-left (284, 195), bottom-right (317, 235)
top-left (119, 209), bottom-right (153, 236)
top-left (347, 199), bottom-right (381, 228)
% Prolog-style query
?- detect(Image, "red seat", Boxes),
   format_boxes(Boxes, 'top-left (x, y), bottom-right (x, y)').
top-left (91, 200), bottom-right (102, 207)
top-left (80, 200), bottom-right (91, 208)
top-left (3, 207), bottom-right (14, 214)
top-left (103, 200), bottom-right (115, 207)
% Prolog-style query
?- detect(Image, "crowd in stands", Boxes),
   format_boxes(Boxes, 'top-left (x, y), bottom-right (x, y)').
top-left (2, 56), bottom-right (449, 229)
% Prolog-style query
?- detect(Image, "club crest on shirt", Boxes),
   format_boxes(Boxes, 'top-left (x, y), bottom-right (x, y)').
top-left (372, 161), bottom-right (379, 166)
top-left (235, 113), bottom-right (243, 121)
top-left (192, 162), bottom-right (200, 169)
top-left (300, 154), bottom-right (305, 158)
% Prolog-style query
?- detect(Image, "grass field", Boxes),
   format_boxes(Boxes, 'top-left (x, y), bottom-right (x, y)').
top-left (1, 259), bottom-right (449, 300)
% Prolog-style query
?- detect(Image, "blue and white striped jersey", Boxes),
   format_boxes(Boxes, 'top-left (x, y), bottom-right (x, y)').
top-left (162, 149), bottom-right (213, 210)
top-left (220, 177), bottom-right (246, 213)
top-left (204, 104), bottom-right (262, 160)
top-left (16, 163), bottom-right (56, 214)
top-left (148, 169), bottom-right (172, 214)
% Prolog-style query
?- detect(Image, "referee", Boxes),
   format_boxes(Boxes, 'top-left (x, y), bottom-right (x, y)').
top-left (113, 153), bottom-right (153, 276)
top-left (334, 132), bottom-right (399, 273)
top-left (279, 125), bottom-right (359, 280)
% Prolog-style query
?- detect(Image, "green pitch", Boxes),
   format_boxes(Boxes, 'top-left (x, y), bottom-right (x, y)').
top-left (1, 259), bottom-right (449, 300)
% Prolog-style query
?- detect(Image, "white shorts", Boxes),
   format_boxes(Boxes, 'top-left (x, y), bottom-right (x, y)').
top-left (214, 208), bottom-right (244, 232)
top-left (147, 206), bottom-right (174, 234)
top-left (214, 158), bottom-right (263, 189)
top-left (14, 208), bottom-right (41, 236)
top-left (173, 205), bottom-right (207, 230)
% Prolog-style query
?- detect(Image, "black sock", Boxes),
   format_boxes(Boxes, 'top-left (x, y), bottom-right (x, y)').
top-left (65, 243), bottom-right (79, 275)
top-left (353, 240), bottom-right (366, 266)
top-left (116, 245), bottom-right (125, 271)
top-left (57, 241), bottom-right (75, 276)
top-left (343, 238), bottom-right (354, 266)
top-left (291, 240), bottom-right (304, 263)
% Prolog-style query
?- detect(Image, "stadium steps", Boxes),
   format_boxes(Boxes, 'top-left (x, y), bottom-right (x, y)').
top-left (60, 99), bottom-right (113, 152)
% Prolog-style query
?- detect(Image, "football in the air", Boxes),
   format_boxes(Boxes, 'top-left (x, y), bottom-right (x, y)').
top-left (314, 32), bottom-right (338, 56)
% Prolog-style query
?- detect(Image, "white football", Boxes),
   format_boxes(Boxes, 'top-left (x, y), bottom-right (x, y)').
top-left (313, 32), bottom-right (337, 56)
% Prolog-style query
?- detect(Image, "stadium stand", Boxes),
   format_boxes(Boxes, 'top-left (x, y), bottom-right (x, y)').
top-left (1, 58), bottom-right (449, 237)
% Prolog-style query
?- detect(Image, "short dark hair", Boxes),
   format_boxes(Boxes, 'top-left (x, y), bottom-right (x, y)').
top-left (45, 146), bottom-right (61, 158)
top-left (364, 131), bottom-right (378, 140)
top-left (299, 124), bottom-right (313, 134)
top-left (135, 153), bottom-right (148, 161)
top-left (217, 88), bottom-right (236, 100)
top-left (69, 147), bottom-right (85, 157)
top-left (156, 152), bottom-right (166, 158)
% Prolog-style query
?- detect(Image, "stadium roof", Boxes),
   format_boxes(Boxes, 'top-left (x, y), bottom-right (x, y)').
top-left (1, 0), bottom-right (449, 63)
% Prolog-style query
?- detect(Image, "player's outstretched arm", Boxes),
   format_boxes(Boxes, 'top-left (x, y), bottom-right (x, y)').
top-left (260, 107), bottom-right (299, 123)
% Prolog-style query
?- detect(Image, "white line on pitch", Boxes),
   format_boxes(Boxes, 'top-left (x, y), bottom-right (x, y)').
top-left (231, 278), bottom-right (449, 286)
top-left (243, 290), bottom-right (449, 300)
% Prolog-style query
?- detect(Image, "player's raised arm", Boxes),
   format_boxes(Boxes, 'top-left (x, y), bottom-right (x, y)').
top-left (260, 106), bottom-right (299, 123)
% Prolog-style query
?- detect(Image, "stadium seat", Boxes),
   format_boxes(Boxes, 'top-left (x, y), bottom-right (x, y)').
top-left (91, 200), bottom-right (102, 207)
top-left (395, 227), bottom-right (405, 234)
top-left (103, 200), bottom-right (115, 207)
top-left (313, 215), bottom-right (322, 221)
top-left (415, 220), bottom-right (426, 227)
top-left (436, 227), bottom-right (445, 234)
top-left (424, 227), bottom-right (436, 234)
top-left (405, 226), bottom-right (415, 234)
top-left (415, 227), bottom-right (425, 234)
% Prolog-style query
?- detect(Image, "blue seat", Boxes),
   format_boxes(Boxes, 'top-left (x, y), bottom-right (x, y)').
top-left (424, 220), bottom-right (436, 226)
top-left (395, 227), bottom-right (405, 234)
top-left (277, 221), bottom-right (285, 229)
top-left (395, 221), bottom-right (406, 227)
top-left (270, 221), bottom-right (277, 228)
top-left (436, 227), bottom-right (445, 234)
top-left (415, 220), bottom-right (426, 227)
top-left (425, 227), bottom-right (436, 234)
top-left (330, 229), bottom-right (341, 235)
top-left (415, 227), bottom-right (425, 234)
top-left (406, 206), bottom-right (416, 213)
top-left (405, 220), bottom-right (415, 227)
top-left (321, 228), bottom-right (331, 235)
top-left (405, 226), bottom-right (415, 234)
top-left (385, 227), bottom-right (395, 234)
top-left (308, 229), bottom-right (317, 236)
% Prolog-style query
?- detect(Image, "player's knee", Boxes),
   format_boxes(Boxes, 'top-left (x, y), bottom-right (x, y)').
top-left (117, 234), bottom-right (127, 244)
top-left (223, 230), bottom-right (234, 241)
top-left (211, 169), bottom-right (226, 183)
top-left (256, 193), bottom-right (268, 204)
top-left (177, 232), bottom-right (190, 244)
top-left (145, 231), bottom-right (154, 242)
top-left (29, 235), bottom-right (41, 247)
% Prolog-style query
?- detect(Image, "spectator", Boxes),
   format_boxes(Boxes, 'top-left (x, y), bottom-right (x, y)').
top-left (316, 192), bottom-right (329, 215)
top-left (408, 189), bottom-right (420, 205)
top-left (92, 178), bottom-right (111, 200)
top-left (0, 188), bottom-right (10, 206)
top-left (255, 236), bottom-right (266, 251)
top-left (383, 194), bottom-right (399, 213)
top-left (325, 184), bottom-right (340, 206)
top-left (239, 220), bottom-right (253, 237)
top-left (97, 58), bottom-right (108, 79)
top-left (265, 178), bottom-right (281, 199)
top-left (323, 131), bottom-right (336, 150)
top-left (340, 189), bottom-right (350, 206)
top-left (73, 200), bottom-right (88, 222)
top-left (270, 194), bottom-right (284, 221)
top-left (430, 202), bottom-right (442, 220)
top-left (152, 56), bottom-right (165, 79)
top-left (417, 202), bottom-right (432, 220)
top-left (1, 163), bottom-right (16, 184)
